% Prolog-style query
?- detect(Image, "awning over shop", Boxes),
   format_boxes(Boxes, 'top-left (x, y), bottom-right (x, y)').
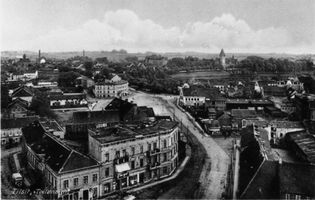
top-left (115, 163), bottom-right (131, 173)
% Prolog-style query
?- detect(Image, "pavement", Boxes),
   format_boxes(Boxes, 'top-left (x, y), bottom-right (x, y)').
top-left (132, 91), bottom-right (230, 199)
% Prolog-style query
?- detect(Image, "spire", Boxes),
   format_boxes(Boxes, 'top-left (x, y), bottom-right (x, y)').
top-left (219, 49), bottom-right (225, 57)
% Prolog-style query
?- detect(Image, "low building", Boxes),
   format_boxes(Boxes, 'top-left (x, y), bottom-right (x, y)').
top-left (22, 122), bottom-right (100, 200)
top-left (48, 93), bottom-right (88, 108)
top-left (269, 121), bottom-right (304, 142)
top-left (88, 120), bottom-right (179, 194)
top-left (11, 86), bottom-right (34, 104)
top-left (179, 86), bottom-right (219, 107)
top-left (231, 109), bottom-right (257, 129)
top-left (264, 106), bottom-right (287, 118)
top-left (226, 99), bottom-right (273, 111)
top-left (238, 126), bottom-right (315, 199)
top-left (94, 75), bottom-right (129, 98)
top-left (76, 76), bottom-right (95, 88)
top-left (1, 116), bottom-right (38, 145)
top-left (263, 86), bottom-right (287, 97)
top-left (3, 98), bottom-right (31, 118)
top-left (284, 131), bottom-right (315, 164)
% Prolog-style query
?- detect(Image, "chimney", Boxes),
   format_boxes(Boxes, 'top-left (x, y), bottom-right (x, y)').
top-left (83, 50), bottom-right (85, 57)
top-left (279, 158), bottom-right (282, 165)
top-left (39, 50), bottom-right (41, 60)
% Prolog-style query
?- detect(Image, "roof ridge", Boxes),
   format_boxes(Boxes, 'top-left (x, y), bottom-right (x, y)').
top-left (240, 159), bottom-right (267, 198)
top-left (59, 150), bottom-right (74, 173)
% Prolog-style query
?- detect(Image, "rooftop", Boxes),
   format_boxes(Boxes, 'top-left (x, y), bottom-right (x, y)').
top-left (96, 80), bottom-right (128, 86)
top-left (286, 131), bottom-right (315, 163)
top-left (182, 86), bottom-right (220, 99)
top-left (90, 120), bottom-right (178, 144)
top-left (270, 120), bottom-right (304, 129)
top-left (226, 99), bottom-right (273, 105)
top-left (1, 116), bottom-right (39, 129)
top-left (231, 109), bottom-right (257, 118)
top-left (23, 121), bottom-right (98, 173)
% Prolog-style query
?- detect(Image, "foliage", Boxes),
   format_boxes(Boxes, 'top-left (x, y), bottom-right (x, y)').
top-left (58, 71), bottom-right (80, 87)
top-left (1, 84), bottom-right (10, 108)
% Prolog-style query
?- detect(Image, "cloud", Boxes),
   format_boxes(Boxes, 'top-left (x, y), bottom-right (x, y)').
top-left (2, 10), bottom-right (313, 53)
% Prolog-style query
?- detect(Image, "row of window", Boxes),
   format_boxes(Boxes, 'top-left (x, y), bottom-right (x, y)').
top-left (185, 97), bottom-right (201, 101)
top-left (2, 130), bottom-right (22, 137)
top-left (104, 136), bottom-right (177, 161)
top-left (63, 174), bottom-right (98, 189)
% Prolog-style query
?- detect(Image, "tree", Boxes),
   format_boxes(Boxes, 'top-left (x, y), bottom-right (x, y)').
top-left (58, 71), bottom-right (80, 87)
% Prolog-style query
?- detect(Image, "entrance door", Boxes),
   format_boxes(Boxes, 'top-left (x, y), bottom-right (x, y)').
top-left (83, 190), bottom-right (89, 200)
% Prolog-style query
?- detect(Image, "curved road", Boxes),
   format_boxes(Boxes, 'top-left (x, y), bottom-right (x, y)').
top-left (131, 92), bottom-right (230, 199)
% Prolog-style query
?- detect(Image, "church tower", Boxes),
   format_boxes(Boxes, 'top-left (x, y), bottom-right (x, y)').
top-left (219, 48), bottom-right (226, 69)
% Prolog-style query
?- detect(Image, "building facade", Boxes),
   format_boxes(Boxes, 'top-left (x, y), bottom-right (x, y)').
top-left (88, 120), bottom-right (179, 196)
top-left (94, 76), bottom-right (129, 98)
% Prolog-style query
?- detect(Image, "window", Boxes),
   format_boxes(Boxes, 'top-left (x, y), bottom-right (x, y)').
top-left (131, 160), bottom-right (135, 169)
top-left (131, 147), bottom-right (135, 155)
top-left (116, 150), bottom-right (120, 158)
top-left (153, 142), bottom-right (157, 149)
top-left (105, 167), bottom-right (109, 177)
top-left (163, 166), bottom-right (168, 175)
top-left (105, 153), bottom-right (109, 162)
top-left (163, 153), bottom-right (167, 162)
top-left (122, 149), bottom-right (126, 156)
top-left (63, 180), bottom-right (69, 189)
top-left (140, 145), bottom-right (143, 153)
top-left (148, 143), bottom-right (151, 151)
top-left (83, 176), bottom-right (88, 184)
top-left (140, 158), bottom-right (144, 167)
top-left (73, 178), bottom-right (78, 187)
top-left (92, 174), bottom-right (98, 182)
top-left (163, 139), bottom-right (167, 148)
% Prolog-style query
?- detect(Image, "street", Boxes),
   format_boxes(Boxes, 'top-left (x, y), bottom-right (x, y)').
top-left (132, 91), bottom-right (230, 199)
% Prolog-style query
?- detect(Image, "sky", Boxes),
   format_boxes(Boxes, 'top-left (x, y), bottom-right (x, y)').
top-left (1, 0), bottom-right (315, 53)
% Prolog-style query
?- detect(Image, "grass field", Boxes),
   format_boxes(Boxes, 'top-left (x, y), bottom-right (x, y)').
top-left (171, 71), bottom-right (230, 80)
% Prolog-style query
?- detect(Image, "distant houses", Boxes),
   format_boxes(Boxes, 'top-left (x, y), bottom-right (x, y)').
top-left (94, 75), bottom-right (129, 98)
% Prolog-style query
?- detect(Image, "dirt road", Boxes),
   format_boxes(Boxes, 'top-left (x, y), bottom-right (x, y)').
top-left (132, 92), bottom-right (230, 199)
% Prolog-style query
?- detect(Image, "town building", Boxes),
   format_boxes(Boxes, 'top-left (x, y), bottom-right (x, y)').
top-left (22, 122), bottom-right (100, 200)
top-left (1, 116), bottom-right (39, 145)
top-left (231, 109), bottom-right (257, 129)
top-left (76, 76), bottom-right (95, 88)
top-left (65, 98), bottom-right (155, 141)
top-left (10, 86), bottom-right (34, 104)
top-left (2, 97), bottom-right (32, 118)
top-left (88, 119), bottom-right (179, 194)
top-left (8, 70), bottom-right (38, 82)
top-left (284, 131), bottom-right (315, 164)
top-left (226, 99), bottom-right (273, 111)
top-left (40, 120), bottom-right (65, 139)
top-left (144, 55), bottom-right (168, 66)
top-left (179, 85), bottom-right (220, 107)
top-left (236, 126), bottom-right (315, 199)
top-left (48, 93), bottom-right (88, 108)
top-left (94, 75), bottom-right (129, 98)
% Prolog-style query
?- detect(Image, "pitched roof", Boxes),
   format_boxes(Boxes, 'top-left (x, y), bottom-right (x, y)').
top-left (240, 160), bottom-right (278, 199)
top-left (8, 97), bottom-right (29, 110)
top-left (279, 162), bottom-right (315, 198)
top-left (1, 116), bottom-right (39, 129)
top-left (182, 86), bottom-right (220, 99)
top-left (11, 86), bottom-right (33, 97)
top-left (71, 110), bottom-right (120, 124)
top-left (59, 151), bottom-right (98, 173)
top-left (48, 93), bottom-right (86, 101)
top-left (231, 109), bottom-right (257, 119)
top-left (23, 121), bottom-right (98, 173)
top-left (286, 131), bottom-right (315, 163)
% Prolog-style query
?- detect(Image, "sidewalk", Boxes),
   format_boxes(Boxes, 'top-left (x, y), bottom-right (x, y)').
top-left (128, 155), bottom-right (190, 193)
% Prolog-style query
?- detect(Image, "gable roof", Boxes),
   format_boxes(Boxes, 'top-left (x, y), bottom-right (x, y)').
top-left (23, 121), bottom-right (99, 174)
top-left (279, 162), bottom-right (315, 198)
top-left (71, 110), bottom-right (120, 124)
top-left (8, 97), bottom-right (29, 110)
top-left (11, 86), bottom-right (33, 97)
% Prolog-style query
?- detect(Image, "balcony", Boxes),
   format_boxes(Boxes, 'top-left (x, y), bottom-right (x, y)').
top-left (149, 162), bottom-right (160, 169)
top-left (146, 148), bottom-right (160, 157)
top-left (113, 155), bottom-right (129, 165)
